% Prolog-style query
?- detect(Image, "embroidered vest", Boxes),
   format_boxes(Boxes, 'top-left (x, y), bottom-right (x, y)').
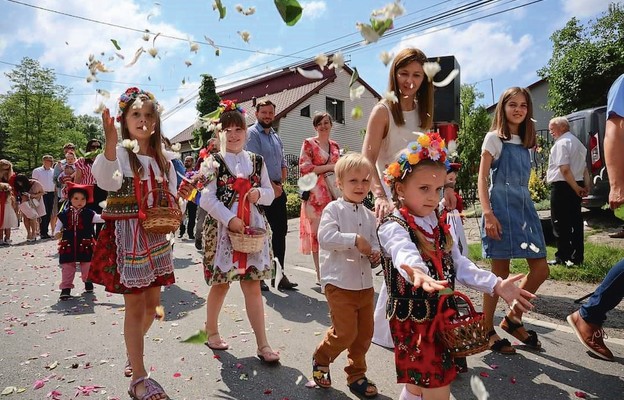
top-left (379, 214), bottom-right (456, 322)
top-left (101, 177), bottom-right (140, 220)
top-left (213, 152), bottom-right (264, 208)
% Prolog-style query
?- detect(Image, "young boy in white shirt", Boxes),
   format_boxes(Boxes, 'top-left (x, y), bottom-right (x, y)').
top-left (312, 152), bottom-right (381, 399)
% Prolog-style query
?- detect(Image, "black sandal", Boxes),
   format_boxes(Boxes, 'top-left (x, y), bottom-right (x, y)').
top-left (488, 330), bottom-right (516, 355)
top-left (348, 377), bottom-right (378, 398)
top-left (312, 358), bottom-right (331, 388)
top-left (500, 316), bottom-right (541, 349)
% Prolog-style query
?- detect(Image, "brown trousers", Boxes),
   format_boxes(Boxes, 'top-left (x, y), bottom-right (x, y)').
top-left (313, 284), bottom-right (375, 385)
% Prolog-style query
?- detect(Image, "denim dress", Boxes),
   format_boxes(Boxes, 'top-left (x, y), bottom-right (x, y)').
top-left (481, 141), bottom-right (546, 259)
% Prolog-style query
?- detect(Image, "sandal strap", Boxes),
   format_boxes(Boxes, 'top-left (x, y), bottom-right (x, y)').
top-left (489, 337), bottom-right (513, 352)
top-left (502, 316), bottom-right (524, 334)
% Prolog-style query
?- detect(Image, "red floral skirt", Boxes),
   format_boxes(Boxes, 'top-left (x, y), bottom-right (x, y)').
top-left (389, 317), bottom-right (457, 388)
top-left (88, 222), bottom-right (175, 294)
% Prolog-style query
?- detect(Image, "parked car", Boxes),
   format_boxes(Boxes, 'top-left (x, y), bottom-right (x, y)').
top-left (565, 106), bottom-right (608, 209)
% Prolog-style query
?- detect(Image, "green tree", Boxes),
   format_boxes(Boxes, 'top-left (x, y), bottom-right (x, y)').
top-left (538, 4), bottom-right (624, 115)
top-left (192, 74), bottom-right (221, 149)
top-left (456, 84), bottom-right (491, 206)
top-left (0, 57), bottom-right (75, 172)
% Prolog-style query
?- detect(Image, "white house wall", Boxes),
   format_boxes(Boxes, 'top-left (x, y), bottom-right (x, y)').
top-left (277, 68), bottom-right (379, 158)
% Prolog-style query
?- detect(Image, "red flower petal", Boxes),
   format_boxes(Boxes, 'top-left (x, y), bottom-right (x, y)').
top-left (479, 372), bottom-right (489, 378)
top-left (263, 389), bottom-right (272, 395)
top-left (575, 391), bottom-right (587, 398)
top-left (510, 377), bottom-right (517, 384)
top-left (173, 372), bottom-right (182, 378)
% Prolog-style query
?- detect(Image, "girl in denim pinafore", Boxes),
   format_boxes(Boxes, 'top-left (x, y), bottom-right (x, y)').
top-left (478, 87), bottom-right (550, 356)
top-left (481, 141), bottom-right (546, 258)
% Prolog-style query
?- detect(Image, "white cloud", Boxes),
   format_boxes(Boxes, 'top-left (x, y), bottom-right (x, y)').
top-left (561, 0), bottom-right (613, 18)
top-left (220, 47), bottom-right (283, 84)
top-left (392, 21), bottom-right (533, 83)
top-left (301, 1), bottom-right (327, 20)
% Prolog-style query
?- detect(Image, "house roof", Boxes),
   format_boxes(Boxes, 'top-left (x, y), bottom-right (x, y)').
top-left (170, 60), bottom-right (381, 144)
top-left (486, 78), bottom-right (548, 113)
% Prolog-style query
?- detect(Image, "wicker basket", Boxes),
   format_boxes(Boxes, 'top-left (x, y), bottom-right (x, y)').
top-left (229, 226), bottom-right (266, 254)
top-left (437, 292), bottom-right (489, 357)
top-left (140, 188), bottom-right (183, 234)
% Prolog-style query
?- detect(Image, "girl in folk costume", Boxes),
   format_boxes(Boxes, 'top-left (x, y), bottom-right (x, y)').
top-left (0, 159), bottom-right (18, 246)
top-left (90, 87), bottom-right (183, 400)
top-left (0, 182), bottom-right (18, 246)
top-left (195, 101), bottom-right (279, 363)
top-left (54, 183), bottom-right (103, 300)
top-left (377, 133), bottom-right (535, 400)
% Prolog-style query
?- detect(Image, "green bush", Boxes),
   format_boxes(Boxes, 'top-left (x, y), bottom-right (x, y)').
top-left (529, 169), bottom-right (549, 202)
top-left (286, 192), bottom-right (301, 219)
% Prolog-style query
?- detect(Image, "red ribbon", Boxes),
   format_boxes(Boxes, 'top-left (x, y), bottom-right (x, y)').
top-left (232, 178), bottom-right (251, 273)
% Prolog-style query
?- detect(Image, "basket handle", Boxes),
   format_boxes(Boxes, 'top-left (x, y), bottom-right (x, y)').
top-left (140, 188), bottom-right (180, 210)
top-left (427, 290), bottom-right (475, 340)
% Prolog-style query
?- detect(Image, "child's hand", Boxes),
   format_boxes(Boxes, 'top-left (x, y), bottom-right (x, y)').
top-left (355, 234), bottom-right (372, 256)
top-left (177, 181), bottom-right (193, 200)
top-left (399, 265), bottom-right (448, 293)
top-left (228, 217), bottom-right (245, 234)
top-left (54, 232), bottom-right (62, 240)
top-left (246, 188), bottom-right (260, 204)
top-left (494, 274), bottom-right (536, 313)
top-left (483, 211), bottom-right (502, 240)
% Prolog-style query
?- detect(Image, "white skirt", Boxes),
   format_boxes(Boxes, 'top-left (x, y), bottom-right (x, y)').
top-left (372, 280), bottom-right (394, 349)
top-left (1, 203), bottom-right (18, 229)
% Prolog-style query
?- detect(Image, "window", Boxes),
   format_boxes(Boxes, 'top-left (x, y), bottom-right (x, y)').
top-left (326, 97), bottom-right (345, 123)
top-left (300, 105), bottom-right (310, 117)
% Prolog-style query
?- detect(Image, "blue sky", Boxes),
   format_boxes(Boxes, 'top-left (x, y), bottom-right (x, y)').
top-left (0, 0), bottom-right (617, 138)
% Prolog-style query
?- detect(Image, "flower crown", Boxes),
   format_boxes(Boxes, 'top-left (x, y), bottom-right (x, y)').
top-left (116, 87), bottom-right (159, 122)
top-left (218, 99), bottom-right (245, 117)
top-left (383, 132), bottom-right (450, 186)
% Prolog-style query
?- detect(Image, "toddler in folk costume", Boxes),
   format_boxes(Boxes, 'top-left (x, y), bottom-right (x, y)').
top-left (90, 87), bottom-right (184, 400)
top-left (377, 132), bottom-right (535, 400)
top-left (54, 183), bottom-right (103, 300)
top-left (193, 100), bottom-right (280, 363)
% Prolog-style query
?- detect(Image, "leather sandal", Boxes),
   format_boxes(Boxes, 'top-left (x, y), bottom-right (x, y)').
top-left (312, 358), bottom-right (331, 388)
top-left (488, 330), bottom-right (516, 355)
top-left (124, 357), bottom-right (133, 377)
top-left (348, 376), bottom-right (378, 398)
top-left (205, 332), bottom-right (229, 350)
top-left (128, 376), bottom-right (168, 400)
top-left (500, 316), bottom-right (541, 350)
top-left (257, 345), bottom-right (280, 363)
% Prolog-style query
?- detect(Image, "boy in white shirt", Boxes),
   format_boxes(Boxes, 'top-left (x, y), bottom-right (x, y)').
top-left (312, 153), bottom-right (381, 399)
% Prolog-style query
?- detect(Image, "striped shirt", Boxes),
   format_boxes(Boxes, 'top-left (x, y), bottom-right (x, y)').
top-left (74, 158), bottom-right (97, 185)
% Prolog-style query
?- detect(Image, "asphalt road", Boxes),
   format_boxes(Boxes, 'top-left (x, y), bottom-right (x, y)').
top-left (1, 220), bottom-right (623, 400)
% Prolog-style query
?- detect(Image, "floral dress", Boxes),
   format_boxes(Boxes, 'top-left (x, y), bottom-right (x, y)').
top-left (298, 138), bottom-right (340, 254)
top-left (200, 151), bottom-right (275, 285)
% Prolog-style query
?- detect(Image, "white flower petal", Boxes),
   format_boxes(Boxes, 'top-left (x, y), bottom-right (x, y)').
top-left (298, 173), bottom-right (318, 192)
top-left (296, 67), bottom-right (323, 80)
top-left (356, 22), bottom-right (380, 44)
top-left (423, 62), bottom-right (441, 82)
top-left (349, 85), bottom-right (365, 101)
top-left (520, 242), bottom-right (528, 249)
top-left (528, 243), bottom-right (540, 253)
top-left (238, 31), bottom-right (251, 43)
top-left (379, 51), bottom-right (393, 66)
top-left (432, 69), bottom-right (459, 88)
top-left (132, 145), bottom-right (140, 154)
top-left (470, 376), bottom-right (489, 400)
top-left (171, 143), bottom-right (181, 152)
top-left (383, 91), bottom-right (398, 104)
top-left (329, 52), bottom-right (344, 70)
top-left (147, 47), bottom-right (158, 58)
top-left (314, 54), bottom-right (328, 70)
top-left (565, 260), bottom-right (574, 267)
top-left (447, 140), bottom-right (457, 155)
top-left (94, 102), bottom-right (106, 114)
top-left (111, 170), bottom-right (123, 184)
top-left (98, 200), bottom-right (108, 209)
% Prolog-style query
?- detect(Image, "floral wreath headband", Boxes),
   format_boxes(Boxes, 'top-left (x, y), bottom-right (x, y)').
top-left (383, 132), bottom-right (450, 186)
top-left (116, 87), bottom-right (160, 122)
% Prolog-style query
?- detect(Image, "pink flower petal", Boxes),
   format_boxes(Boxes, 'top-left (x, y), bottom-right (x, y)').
top-left (33, 380), bottom-right (45, 390)
top-left (489, 364), bottom-right (499, 369)
top-left (173, 372), bottom-right (182, 378)
top-left (510, 377), bottom-right (517, 384)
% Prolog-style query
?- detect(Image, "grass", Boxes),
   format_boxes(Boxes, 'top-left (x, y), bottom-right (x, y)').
top-left (467, 242), bottom-right (624, 284)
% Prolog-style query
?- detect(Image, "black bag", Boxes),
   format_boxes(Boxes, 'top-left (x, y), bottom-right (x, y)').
top-left (300, 190), bottom-right (310, 201)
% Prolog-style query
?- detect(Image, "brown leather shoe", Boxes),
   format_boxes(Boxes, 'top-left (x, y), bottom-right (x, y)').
top-left (567, 311), bottom-right (614, 361)
top-left (278, 276), bottom-right (298, 290)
